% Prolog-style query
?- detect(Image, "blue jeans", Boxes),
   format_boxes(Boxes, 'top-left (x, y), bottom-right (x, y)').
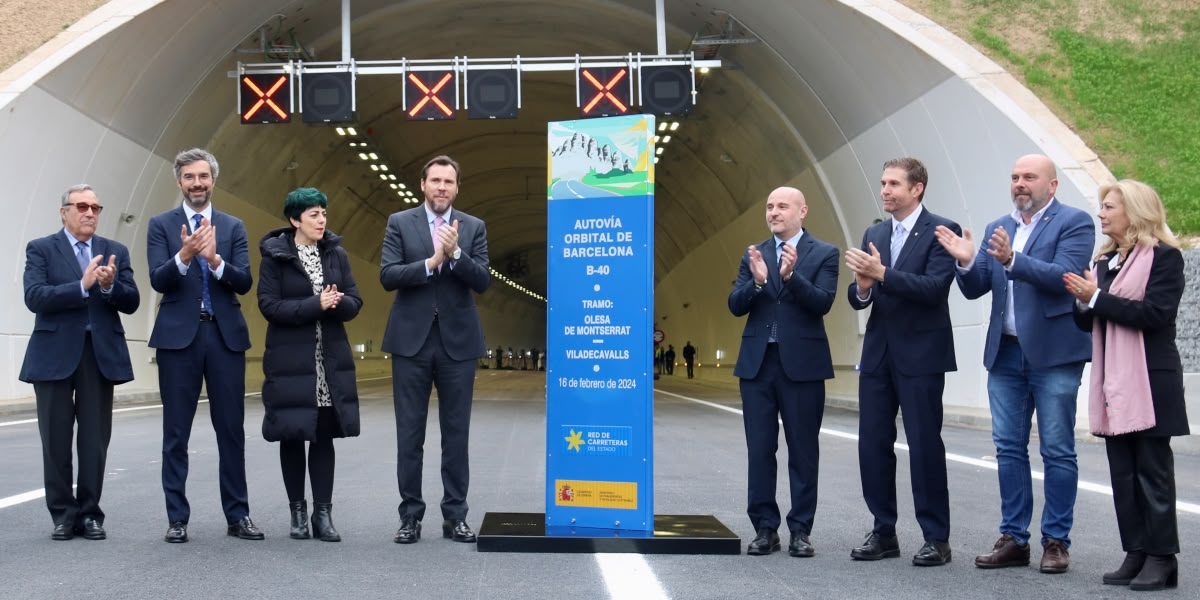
top-left (986, 338), bottom-right (1084, 547)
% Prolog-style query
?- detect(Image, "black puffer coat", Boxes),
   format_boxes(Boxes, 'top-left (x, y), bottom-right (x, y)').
top-left (257, 227), bottom-right (363, 441)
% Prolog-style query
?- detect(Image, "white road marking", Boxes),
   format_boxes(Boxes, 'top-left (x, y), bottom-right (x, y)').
top-left (656, 388), bottom-right (1200, 515)
top-left (0, 489), bottom-right (45, 509)
top-left (596, 553), bottom-right (670, 600)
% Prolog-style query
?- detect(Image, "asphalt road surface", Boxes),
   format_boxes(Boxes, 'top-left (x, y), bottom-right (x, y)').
top-left (1, 370), bottom-right (1195, 599)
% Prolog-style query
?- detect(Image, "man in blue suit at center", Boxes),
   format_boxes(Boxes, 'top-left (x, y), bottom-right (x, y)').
top-left (935, 153), bottom-right (1093, 574)
top-left (728, 186), bottom-right (839, 558)
top-left (146, 148), bottom-right (262, 543)
top-left (845, 158), bottom-right (960, 567)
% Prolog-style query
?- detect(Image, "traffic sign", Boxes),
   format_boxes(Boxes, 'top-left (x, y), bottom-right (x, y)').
top-left (240, 74), bottom-right (291, 124)
top-left (578, 67), bottom-right (631, 118)
top-left (302, 72), bottom-right (354, 123)
top-left (640, 65), bottom-right (693, 115)
top-left (406, 71), bottom-right (456, 120)
top-left (467, 69), bottom-right (519, 119)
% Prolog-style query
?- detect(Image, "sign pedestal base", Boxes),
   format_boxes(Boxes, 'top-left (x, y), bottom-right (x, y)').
top-left (477, 512), bottom-right (740, 554)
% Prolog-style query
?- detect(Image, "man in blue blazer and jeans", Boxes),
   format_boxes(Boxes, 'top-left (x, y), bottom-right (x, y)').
top-left (728, 186), bottom-right (839, 558)
top-left (21, 184), bottom-right (139, 541)
top-left (846, 158), bottom-right (960, 566)
top-left (146, 148), bottom-right (261, 543)
top-left (935, 154), bottom-right (1093, 574)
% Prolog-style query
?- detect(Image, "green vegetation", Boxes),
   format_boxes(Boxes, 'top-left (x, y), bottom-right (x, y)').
top-left (957, 1), bottom-right (1200, 235)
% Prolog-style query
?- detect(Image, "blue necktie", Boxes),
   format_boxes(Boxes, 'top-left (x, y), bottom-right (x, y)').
top-left (769, 241), bottom-right (786, 343)
top-left (75, 240), bottom-right (90, 272)
top-left (891, 222), bottom-right (906, 267)
top-left (76, 241), bottom-right (92, 330)
top-left (192, 214), bottom-right (212, 314)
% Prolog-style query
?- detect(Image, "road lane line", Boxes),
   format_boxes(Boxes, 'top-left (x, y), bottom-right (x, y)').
top-left (657, 389), bottom-right (1200, 516)
top-left (596, 553), bottom-right (669, 600)
top-left (0, 489), bottom-right (45, 509)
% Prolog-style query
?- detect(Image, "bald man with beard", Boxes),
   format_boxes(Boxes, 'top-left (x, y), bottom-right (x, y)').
top-left (935, 154), bottom-right (1094, 574)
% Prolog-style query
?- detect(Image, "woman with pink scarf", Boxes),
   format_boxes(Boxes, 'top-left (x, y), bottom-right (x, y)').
top-left (1065, 179), bottom-right (1188, 592)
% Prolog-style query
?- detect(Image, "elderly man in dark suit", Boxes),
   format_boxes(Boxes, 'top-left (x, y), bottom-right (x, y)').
top-left (935, 154), bottom-right (1094, 574)
top-left (381, 155), bottom-right (490, 545)
top-left (845, 158), bottom-right (960, 566)
top-left (728, 186), bottom-right (839, 558)
top-left (21, 184), bottom-right (139, 541)
top-left (146, 148), bottom-right (260, 543)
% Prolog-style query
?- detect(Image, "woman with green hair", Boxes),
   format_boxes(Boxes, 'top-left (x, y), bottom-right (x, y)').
top-left (257, 187), bottom-right (363, 542)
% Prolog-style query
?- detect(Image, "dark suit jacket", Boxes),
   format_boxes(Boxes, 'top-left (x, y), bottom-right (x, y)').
top-left (146, 207), bottom-right (252, 351)
top-left (1073, 244), bottom-right (1189, 437)
top-left (20, 232), bottom-right (139, 383)
top-left (956, 199), bottom-right (1094, 369)
top-left (728, 229), bottom-right (839, 382)
top-left (848, 208), bottom-right (959, 376)
top-left (379, 206), bottom-right (490, 360)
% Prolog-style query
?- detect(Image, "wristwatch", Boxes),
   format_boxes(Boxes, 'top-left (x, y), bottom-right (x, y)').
top-left (451, 247), bottom-right (462, 261)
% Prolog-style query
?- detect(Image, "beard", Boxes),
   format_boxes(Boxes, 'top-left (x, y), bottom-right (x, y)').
top-left (183, 188), bottom-right (211, 208)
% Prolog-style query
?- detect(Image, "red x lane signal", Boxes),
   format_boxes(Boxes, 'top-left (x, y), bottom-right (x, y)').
top-left (578, 67), bottom-right (630, 118)
top-left (240, 74), bottom-right (291, 124)
top-left (406, 71), bottom-right (456, 120)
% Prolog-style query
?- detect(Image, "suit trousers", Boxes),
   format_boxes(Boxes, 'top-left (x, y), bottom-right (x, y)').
top-left (34, 334), bottom-right (113, 527)
top-left (857, 349), bottom-right (950, 542)
top-left (739, 343), bottom-right (825, 535)
top-left (158, 321), bottom-right (249, 524)
top-left (1106, 435), bottom-right (1180, 555)
top-left (392, 324), bottom-right (476, 522)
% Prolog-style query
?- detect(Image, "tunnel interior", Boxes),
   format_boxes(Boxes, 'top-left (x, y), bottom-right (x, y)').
top-left (0, 0), bottom-right (1103, 406)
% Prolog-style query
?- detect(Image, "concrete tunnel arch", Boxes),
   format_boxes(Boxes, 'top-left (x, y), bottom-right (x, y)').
top-left (0, 0), bottom-right (1110, 414)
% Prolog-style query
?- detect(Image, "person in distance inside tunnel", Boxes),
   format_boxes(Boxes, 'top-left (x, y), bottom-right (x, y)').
top-left (1066, 179), bottom-right (1187, 591)
top-left (728, 185), bottom-right (839, 557)
top-left (257, 187), bottom-right (363, 542)
top-left (381, 155), bottom-right (491, 545)
top-left (845, 157), bottom-right (959, 567)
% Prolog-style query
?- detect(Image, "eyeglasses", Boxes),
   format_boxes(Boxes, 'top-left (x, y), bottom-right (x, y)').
top-left (65, 202), bottom-right (104, 214)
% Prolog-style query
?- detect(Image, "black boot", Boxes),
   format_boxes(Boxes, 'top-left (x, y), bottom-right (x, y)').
top-left (311, 502), bottom-right (341, 542)
top-left (1130, 554), bottom-right (1178, 591)
top-left (289, 500), bottom-right (311, 540)
top-left (1103, 552), bottom-right (1146, 585)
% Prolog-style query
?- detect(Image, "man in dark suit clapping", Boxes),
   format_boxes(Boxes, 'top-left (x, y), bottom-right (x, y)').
top-left (146, 148), bottom-right (261, 543)
top-left (728, 186), bottom-right (839, 558)
top-left (21, 184), bottom-right (139, 541)
top-left (381, 155), bottom-right (491, 545)
top-left (845, 158), bottom-right (960, 566)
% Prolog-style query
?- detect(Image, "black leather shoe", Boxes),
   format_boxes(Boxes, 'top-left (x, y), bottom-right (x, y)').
top-left (851, 532), bottom-right (900, 560)
top-left (746, 528), bottom-right (780, 556)
top-left (913, 540), bottom-right (952, 566)
top-left (227, 516), bottom-right (265, 540)
top-left (394, 517), bottom-right (421, 544)
top-left (788, 532), bottom-right (815, 557)
top-left (51, 523), bottom-right (74, 541)
top-left (164, 521), bottom-right (188, 543)
top-left (442, 519), bottom-right (477, 543)
top-left (77, 516), bottom-right (106, 540)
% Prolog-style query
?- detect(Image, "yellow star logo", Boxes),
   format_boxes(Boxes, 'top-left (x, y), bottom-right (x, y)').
top-left (565, 429), bottom-right (584, 452)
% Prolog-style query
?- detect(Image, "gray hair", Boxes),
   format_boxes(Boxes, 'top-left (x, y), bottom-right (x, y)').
top-left (173, 148), bottom-right (219, 180)
top-left (61, 183), bottom-right (94, 205)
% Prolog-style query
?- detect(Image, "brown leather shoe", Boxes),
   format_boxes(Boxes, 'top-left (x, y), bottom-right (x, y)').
top-left (974, 534), bottom-right (1030, 569)
top-left (1040, 538), bottom-right (1070, 574)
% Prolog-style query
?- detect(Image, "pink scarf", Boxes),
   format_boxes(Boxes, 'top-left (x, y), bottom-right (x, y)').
top-left (1089, 243), bottom-right (1156, 435)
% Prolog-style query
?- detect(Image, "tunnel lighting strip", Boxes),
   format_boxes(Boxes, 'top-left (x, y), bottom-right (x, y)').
top-left (491, 267), bottom-right (545, 303)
